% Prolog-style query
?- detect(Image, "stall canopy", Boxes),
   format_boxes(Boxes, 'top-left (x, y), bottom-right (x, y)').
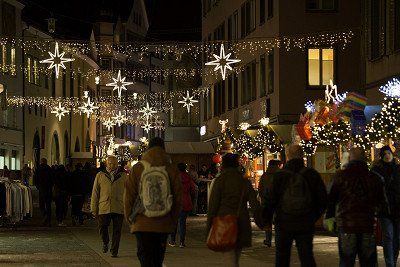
top-left (165, 142), bottom-right (214, 154)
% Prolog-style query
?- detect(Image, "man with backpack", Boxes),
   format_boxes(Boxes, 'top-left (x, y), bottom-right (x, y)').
top-left (263, 144), bottom-right (327, 267)
top-left (326, 147), bottom-right (387, 266)
top-left (124, 137), bottom-right (182, 267)
top-left (91, 155), bottom-right (127, 258)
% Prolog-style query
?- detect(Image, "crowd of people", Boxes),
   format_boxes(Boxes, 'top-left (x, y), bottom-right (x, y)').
top-left (24, 137), bottom-right (400, 267)
top-left (33, 158), bottom-right (98, 227)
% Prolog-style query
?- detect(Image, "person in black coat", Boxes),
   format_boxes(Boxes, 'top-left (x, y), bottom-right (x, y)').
top-left (33, 158), bottom-right (54, 226)
top-left (68, 163), bottom-right (86, 225)
top-left (54, 165), bottom-right (68, 226)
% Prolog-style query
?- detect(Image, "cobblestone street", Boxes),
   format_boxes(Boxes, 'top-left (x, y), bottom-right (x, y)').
top-left (0, 215), bottom-right (386, 266)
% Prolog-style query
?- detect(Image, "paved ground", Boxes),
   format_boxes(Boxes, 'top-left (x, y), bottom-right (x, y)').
top-left (0, 213), bottom-right (386, 267)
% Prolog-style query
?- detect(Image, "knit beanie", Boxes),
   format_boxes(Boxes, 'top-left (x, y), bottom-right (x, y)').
top-left (379, 145), bottom-right (393, 159)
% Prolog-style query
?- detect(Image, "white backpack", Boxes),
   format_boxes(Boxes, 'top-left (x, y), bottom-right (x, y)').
top-left (139, 160), bottom-right (173, 218)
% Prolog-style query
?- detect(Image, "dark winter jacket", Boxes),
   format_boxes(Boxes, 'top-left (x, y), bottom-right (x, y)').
top-left (180, 172), bottom-right (195, 212)
top-left (371, 160), bottom-right (400, 220)
top-left (68, 169), bottom-right (86, 196)
top-left (258, 166), bottom-right (280, 206)
top-left (207, 167), bottom-right (264, 248)
top-left (34, 163), bottom-right (54, 196)
top-left (327, 160), bottom-right (387, 233)
top-left (263, 159), bottom-right (328, 232)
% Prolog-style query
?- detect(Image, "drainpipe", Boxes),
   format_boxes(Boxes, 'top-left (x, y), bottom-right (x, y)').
top-left (22, 25), bottom-right (29, 164)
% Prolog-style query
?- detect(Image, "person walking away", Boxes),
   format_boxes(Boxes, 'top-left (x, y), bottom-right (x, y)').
top-left (188, 164), bottom-right (200, 216)
top-left (124, 137), bottom-right (182, 267)
top-left (54, 165), bottom-right (68, 226)
top-left (326, 147), bottom-right (387, 267)
top-left (21, 164), bottom-right (32, 186)
top-left (91, 156), bottom-right (126, 258)
top-left (33, 158), bottom-right (54, 227)
top-left (69, 163), bottom-right (86, 225)
top-left (258, 159), bottom-right (281, 247)
top-left (198, 164), bottom-right (209, 214)
top-left (371, 145), bottom-right (400, 267)
top-left (170, 163), bottom-right (195, 248)
top-left (208, 153), bottom-right (265, 267)
top-left (263, 145), bottom-right (327, 267)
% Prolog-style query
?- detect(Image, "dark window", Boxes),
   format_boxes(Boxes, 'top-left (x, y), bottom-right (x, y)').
top-left (62, 72), bottom-right (66, 97)
top-left (241, 4), bottom-right (246, 38)
top-left (70, 72), bottom-right (74, 97)
top-left (45, 75), bottom-right (49, 89)
top-left (213, 22), bottom-right (225, 41)
top-left (267, 0), bottom-right (273, 18)
top-left (78, 73), bottom-right (82, 97)
top-left (306, 0), bottom-right (336, 10)
top-left (221, 80), bottom-right (226, 114)
top-left (51, 72), bottom-right (56, 97)
top-left (396, 0), bottom-right (400, 51)
top-left (228, 16), bottom-right (232, 40)
top-left (2, 2), bottom-right (16, 36)
top-left (214, 84), bottom-right (219, 117)
top-left (241, 62), bottom-right (256, 104)
top-left (241, 0), bottom-right (256, 37)
top-left (34, 105), bottom-right (37, 116)
top-left (233, 74), bottom-right (239, 108)
top-left (228, 75), bottom-right (233, 110)
top-left (266, 98), bottom-right (271, 117)
top-left (203, 95), bottom-right (208, 121)
top-left (40, 106), bottom-right (42, 117)
top-left (260, 0), bottom-right (265, 24)
top-left (28, 106), bottom-right (31, 114)
top-left (44, 108), bottom-right (47, 118)
top-left (267, 51), bottom-right (274, 93)
top-left (260, 54), bottom-right (266, 96)
top-left (100, 58), bottom-right (111, 70)
top-left (371, 0), bottom-right (381, 59)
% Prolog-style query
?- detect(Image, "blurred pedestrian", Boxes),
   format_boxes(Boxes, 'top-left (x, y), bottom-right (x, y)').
top-left (21, 164), bottom-right (32, 186)
top-left (69, 163), bottom-right (85, 225)
top-left (188, 164), bottom-right (200, 216)
top-left (54, 165), bottom-right (68, 226)
top-left (91, 156), bottom-right (126, 258)
top-left (33, 158), bottom-right (53, 227)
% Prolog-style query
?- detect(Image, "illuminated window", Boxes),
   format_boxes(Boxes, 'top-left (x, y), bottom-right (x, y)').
top-left (0, 149), bottom-right (5, 169)
top-left (33, 59), bottom-right (39, 84)
top-left (2, 45), bottom-right (7, 72)
top-left (308, 48), bottom-right (335, 86)
top-left (10, 47), bottom-right (15, 75)
top-left (26, 57), bottom-right (31, 82)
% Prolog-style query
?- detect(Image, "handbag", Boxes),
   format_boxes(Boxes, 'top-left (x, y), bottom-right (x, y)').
top-left (206, 184), bottom-right (246, 252)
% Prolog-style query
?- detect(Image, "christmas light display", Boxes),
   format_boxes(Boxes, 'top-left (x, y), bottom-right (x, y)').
top-left (78, 96), bottom-right (99, 118)
top-left (205, 44), bottom-right (241, 80)
top-left (112, 111), bottom-right (128, 127)
top-left (379, 78), bottom-right (400, 98)
top-left (50, 102), bottom-right (69, 121)
top-left (106, 70), bottom-right (134, 99)
top-left (39, 42), bottom-right (74, 78)
top-left (178, 90), bottom-right (198, 113)
top-left (235, 131), bottom-right (254, 158)
top-left (102, 118), bottom-right (115, 131)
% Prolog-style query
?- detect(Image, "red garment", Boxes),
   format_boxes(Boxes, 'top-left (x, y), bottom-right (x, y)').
top-left (180, 172), bottom-right (195, 212)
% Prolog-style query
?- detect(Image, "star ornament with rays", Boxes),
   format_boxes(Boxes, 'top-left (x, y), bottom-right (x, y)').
top-left (178, 91), bottom-right (198, 113)
top-left (112, 111), bottom-right (127, 127)
top-left (51, 102), bottom-right (69, 121)
top-left (141, 121), bottom-right (154, 133)
top-left (40, 42), bottom-right (74, 79)
top-left (139, 102), bottom-right (157, 119)
top-left (79, 97), bottom-right (99, 118)
top-left (205, 44), bottom-right (241, 80)
top-left (106, 70), bottom-right (133, 99)
top-left (103, 118), bottom-right (115, 131)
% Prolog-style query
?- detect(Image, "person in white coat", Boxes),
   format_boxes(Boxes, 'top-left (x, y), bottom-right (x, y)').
top-left (91, 156), bottom-right (127, 258)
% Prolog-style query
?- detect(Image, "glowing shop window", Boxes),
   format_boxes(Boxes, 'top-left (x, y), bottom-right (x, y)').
top-left (2, 45), bottom-right (7, 72)
top-left (308, 49), bottom-right (320, 86)
top-left (27, 57), bottom-right (31, 82)
top-left (322, 49), bottom-right (334, 85)
top-left (33, 59), bottom-right (39, 84)
top-left (10, 48), bottom-right (15, 75)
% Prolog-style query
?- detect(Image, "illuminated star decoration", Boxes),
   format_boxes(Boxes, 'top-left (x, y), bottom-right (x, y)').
top-left (178, 91), bottom-right (199, 113)
top-left (51, 102), bottom-right (69, 121)
top-left (40, 42), bottom-right (74, 79)
top-left (305, 101), bottom-right (315, 113)
top-left (259, 117), bottom-right (270, 126)
top-left (112, 111), bottom-right (127, 127)
top-left (205, 44), bottom-right (241, 80)
top-left (79, 96), bottom-right (99, 118)
top-left (106, 70), bottom-right (133, 99)
top-left (141, 121), bottom-right (154, 133)
top-left (379, 78), bottom-right (400, 98)
top-left (139, 102), bottom-right (157, 120)
top-left (103, 118), bottom-right (115, 131)
top-left (219, 119), bottom-right (229, 133)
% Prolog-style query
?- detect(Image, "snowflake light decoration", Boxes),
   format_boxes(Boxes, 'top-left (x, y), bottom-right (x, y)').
top-left (51, 102), bottom-right (69, 121)
top-left (205, 44), bottom-right (241, 80)
top-left (79, 97), bottom-right (99, 118)
top-left (103, 118), bottom-right (115, 131)
top-left (305, 101), bottom-right (315, 113)
top-left (139, 102), bottom-right (157, 119)
top-left (334, 92), bottom-right (348, 104)
top-left (178, 91), bottom-right (198, 113)
top-left (379, 78), bottom-right (400, 98)
top-left (238, 122), bottom-right (251, 131)
top-left (106, 70), bottom-right (133, 99)
top-left (259, 117), bottom-right (270, 127)
top-left (112, 111), bottom-right (127, 127)
top-left (141, 121), bottom-right (154, 133)
top-left (40, 42), bottom-right (74, 78)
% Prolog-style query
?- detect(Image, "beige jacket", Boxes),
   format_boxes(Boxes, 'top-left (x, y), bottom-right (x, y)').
top-left (91, 170), bottom-right (127, 215)
top-left (124, 146), bottom-right (182, 233)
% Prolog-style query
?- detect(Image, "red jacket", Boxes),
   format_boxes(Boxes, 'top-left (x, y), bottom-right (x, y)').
top-left (180, 172), bottom-right (195, 212)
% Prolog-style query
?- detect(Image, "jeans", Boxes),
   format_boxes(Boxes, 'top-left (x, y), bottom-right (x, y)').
top-left (380, 218), bottom-right (400, 267)
top-left (71, 195), bottom-right (84, 224)
top-left (171, 211), bottom-right (189, 244)
top-left (98, 213), bottom-right (124, 255)
top-left (265, 230), bottom-right (272, 246)
top-left (275, 230), bottom-right (316, 267)
top-left (55, 193), bottom-right (68, 223)
top-left (338, 232), bottom-right (377, 267)
top-left (135, 232), bottom-right (168, 267)
top-left (39, 192), bottom-right (52, 224)
top-left (222, 248), bottom-right (242, 267)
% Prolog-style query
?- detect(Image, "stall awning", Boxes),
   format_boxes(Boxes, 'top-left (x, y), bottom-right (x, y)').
top-left (269, 125), bottom-right (294, 144)
top-left (165, 142), bottom-right (214, 154)
top-left (71, 152), bottom-right (93, 159)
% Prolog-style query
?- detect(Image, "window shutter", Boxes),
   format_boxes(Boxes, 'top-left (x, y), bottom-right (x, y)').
top-left (380, 0), bottom-right (386, 56)
top-left (386, 0), bottom-right (395, 54)
top-left (366, 0), bottom-right (372, 60)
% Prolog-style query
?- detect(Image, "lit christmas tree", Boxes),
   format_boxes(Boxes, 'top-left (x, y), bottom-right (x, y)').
top-left (217, 127), bottom-right (236, 153)
top-left (236, 131), bottom-right (254, 158)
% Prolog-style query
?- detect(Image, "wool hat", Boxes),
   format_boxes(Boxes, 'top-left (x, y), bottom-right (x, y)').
top-left (380, 145), bottom-right (393, 159)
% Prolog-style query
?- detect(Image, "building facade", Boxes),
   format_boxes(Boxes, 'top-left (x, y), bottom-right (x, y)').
top-left (201, 0), bottom-right (363, 142)
top-left (0, 0), bottom-right (24, 172)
